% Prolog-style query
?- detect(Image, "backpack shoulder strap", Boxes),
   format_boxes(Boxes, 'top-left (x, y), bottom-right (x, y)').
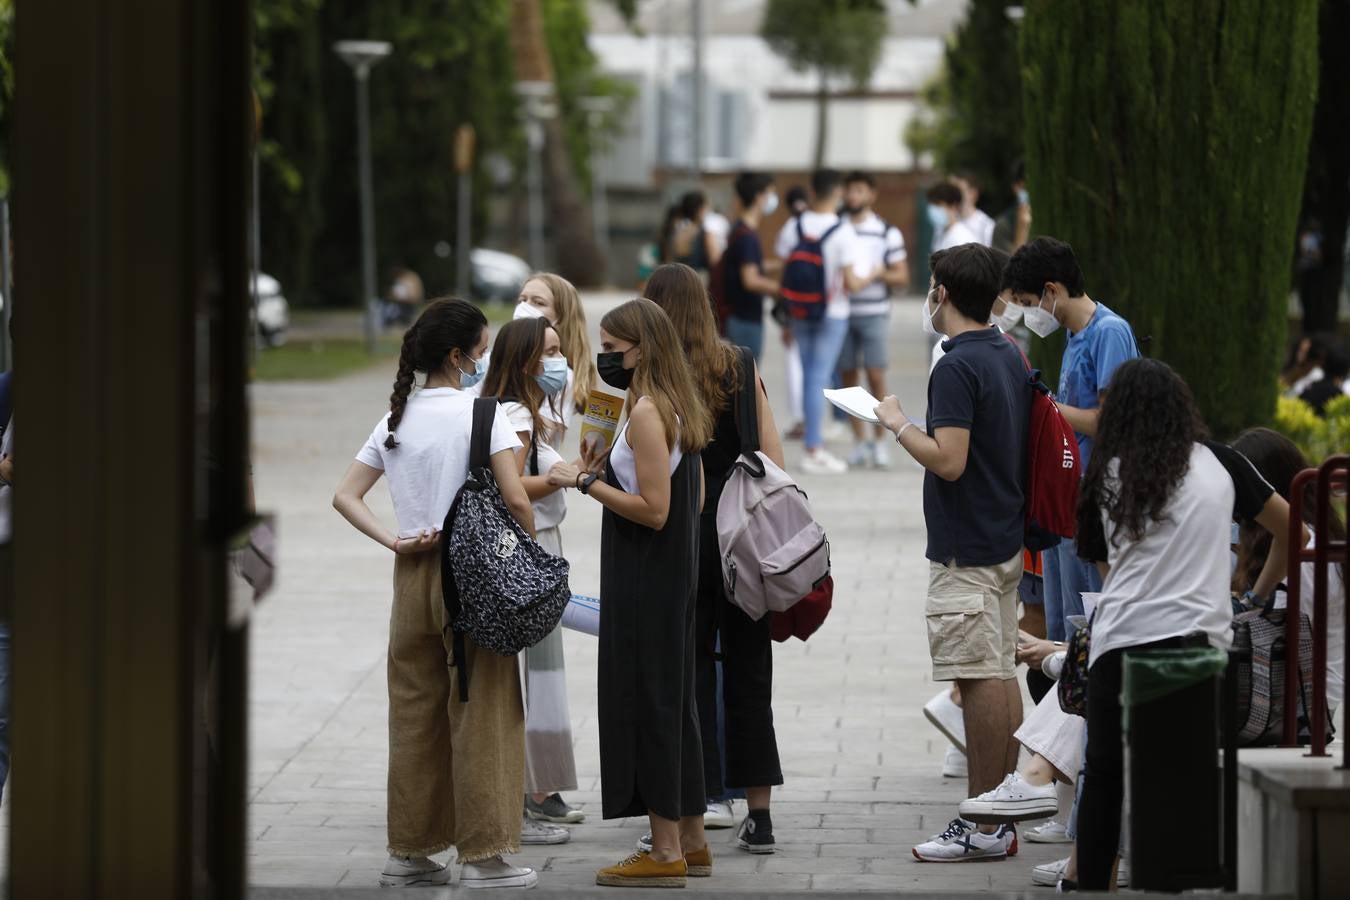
top-left (734, 345), bottom-right (761, 456)
top-left (470, 396), bottom-right (497, 470)
top-left (820, 220), bottom-right (844, 242)
top-left (795, 216), bottom-right (805, 243)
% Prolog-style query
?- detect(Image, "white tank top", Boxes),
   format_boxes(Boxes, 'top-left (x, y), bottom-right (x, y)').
top-left (610, 400), bottom-right (683, 494)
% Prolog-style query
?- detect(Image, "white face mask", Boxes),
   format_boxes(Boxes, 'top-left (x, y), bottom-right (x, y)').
top-left (762, 191), bottom-right (779, 216)
top-left (990, 298), bottom-right (1024, 332)
top-left (922, 288), bottom-right (944, 337)
top-left (1022, 290), bottom-right (1061, 338)
top-left (514, 300), bottom-right (547, 322)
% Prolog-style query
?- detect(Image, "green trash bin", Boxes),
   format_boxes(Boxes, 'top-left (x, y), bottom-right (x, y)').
top-left (1123, 647), bottom-right (1228, 892)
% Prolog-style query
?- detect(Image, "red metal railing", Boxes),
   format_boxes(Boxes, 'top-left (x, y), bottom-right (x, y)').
top-left (1283, 455), bottom-right (1349, 760)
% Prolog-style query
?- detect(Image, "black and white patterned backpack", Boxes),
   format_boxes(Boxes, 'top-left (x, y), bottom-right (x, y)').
top-left (441, 397), bottom-right (570, 700)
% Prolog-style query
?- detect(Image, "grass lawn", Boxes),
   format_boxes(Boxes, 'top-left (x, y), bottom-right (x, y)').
top-left (252, 336), bottom-right (401, 381)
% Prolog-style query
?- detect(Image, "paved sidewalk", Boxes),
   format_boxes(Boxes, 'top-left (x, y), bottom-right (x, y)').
top-left (247, 293), bottom-right (1065, 892)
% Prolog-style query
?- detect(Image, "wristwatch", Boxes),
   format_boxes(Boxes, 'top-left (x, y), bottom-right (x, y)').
top-left (578, 472), bottom-right (599, 495)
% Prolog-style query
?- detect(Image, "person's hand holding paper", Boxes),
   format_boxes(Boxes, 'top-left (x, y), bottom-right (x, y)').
top-left (874, 394), bottom-right (908, 433)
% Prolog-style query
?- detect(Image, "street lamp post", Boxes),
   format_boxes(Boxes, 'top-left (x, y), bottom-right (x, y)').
top-left (334, 40), bottom-right (392, 355)
top-left (515, 81), bottom-right (556, 272)
top-left (579, 96), bottom-right (615, 275)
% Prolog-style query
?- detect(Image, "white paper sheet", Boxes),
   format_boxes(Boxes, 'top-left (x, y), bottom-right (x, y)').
top-left (823, 386), bottom-right (883, 424)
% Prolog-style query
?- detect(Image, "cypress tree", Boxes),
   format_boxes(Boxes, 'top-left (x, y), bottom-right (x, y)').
top-left (1020, 0), bottom-right (1319, 437)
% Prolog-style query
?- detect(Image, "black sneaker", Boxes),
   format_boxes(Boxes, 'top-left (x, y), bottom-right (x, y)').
top-left (735, 809), bottom-right (775, 854)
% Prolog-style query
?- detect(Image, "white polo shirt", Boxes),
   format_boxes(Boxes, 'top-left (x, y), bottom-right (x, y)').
top-left (847, 211), bottom-right (906, 317)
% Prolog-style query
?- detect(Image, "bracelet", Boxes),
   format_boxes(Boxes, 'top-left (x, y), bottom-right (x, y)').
top-left (895, 421), bottom-right (915, 443)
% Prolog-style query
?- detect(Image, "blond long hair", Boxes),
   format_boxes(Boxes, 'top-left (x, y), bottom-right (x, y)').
top-left (532, 272), bottom-right (596, 415)
top-left (643, 263), bottom-right (741, 417)
top-left (600, 298), bottom-right (712, 454)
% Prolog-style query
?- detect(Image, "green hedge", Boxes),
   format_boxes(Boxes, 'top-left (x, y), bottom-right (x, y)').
top-left (1020, 0), bottom-right (1319, 437)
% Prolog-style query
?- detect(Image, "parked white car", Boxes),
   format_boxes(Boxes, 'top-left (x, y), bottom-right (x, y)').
top-left (471, 247), bottom-right (532, 302)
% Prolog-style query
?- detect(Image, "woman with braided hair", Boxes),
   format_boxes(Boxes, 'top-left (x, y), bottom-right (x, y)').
top-left (333, 297), bottom-right (540, 890)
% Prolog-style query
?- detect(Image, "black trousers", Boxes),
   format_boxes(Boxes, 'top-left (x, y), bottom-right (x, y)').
top-left (1078, 635), bottom-right (1207, 890)
top-left (694, 512), bottom-right (783, 797)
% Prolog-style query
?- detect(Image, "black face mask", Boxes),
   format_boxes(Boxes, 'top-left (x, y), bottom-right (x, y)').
top-left (842, 203), bottom-right (862, 216)
top-left (597, 350), bottom-right (635, 390)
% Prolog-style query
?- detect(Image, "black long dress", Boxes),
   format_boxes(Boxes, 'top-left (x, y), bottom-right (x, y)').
top-left (597, 449), bottom-right (705, 821)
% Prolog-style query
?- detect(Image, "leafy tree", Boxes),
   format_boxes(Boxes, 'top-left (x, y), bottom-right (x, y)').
top-left (1295, 0), bottom-right (1350, 335)
top-left (904, 0), bottom-right (1023, 212)
top-left (760, 0), bottom-right (888, 169)
top-left (1020, 0), bottom-right (1319, 437)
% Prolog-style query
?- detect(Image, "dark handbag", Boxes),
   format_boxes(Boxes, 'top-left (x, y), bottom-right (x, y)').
top-left (441, 398), bottom-right (571, 700)
top-left (1057, 619), bottom-right (1091, 717)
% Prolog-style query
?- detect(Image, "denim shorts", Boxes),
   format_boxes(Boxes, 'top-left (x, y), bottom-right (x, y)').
top-left (838, 313), bottom-right (889, 370)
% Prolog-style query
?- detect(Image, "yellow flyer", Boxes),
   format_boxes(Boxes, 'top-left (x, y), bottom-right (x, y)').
top-left (578, 387), bottom-right (625, 461)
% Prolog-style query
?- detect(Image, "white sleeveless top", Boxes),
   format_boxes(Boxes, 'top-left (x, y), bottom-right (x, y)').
top-left (610, 400), bottom-right (683, 494)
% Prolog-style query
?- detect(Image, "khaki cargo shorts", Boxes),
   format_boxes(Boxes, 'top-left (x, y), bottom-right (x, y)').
top-left (925, 551), bottom-right (1022, 682)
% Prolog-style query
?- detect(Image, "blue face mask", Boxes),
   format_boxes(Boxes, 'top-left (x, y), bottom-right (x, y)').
top-left (927, 204), bottom-right (949, 230)
top-left (762, 191), bottom-right (779, 216)
top-left (1016, 188), bottom-right (1030, 206)
top-left (458, 353), bottom-right (488, 389)
top-left (535, 356), bottom-right (569, 396)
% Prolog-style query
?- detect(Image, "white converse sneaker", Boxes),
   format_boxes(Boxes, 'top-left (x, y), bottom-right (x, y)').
top-left (872, 441), bottom-right (891, 469)
top-left (1032, 856), bottom-right (1070, 886)
top-left (847, 442), bottom-right (873, 468)
top-left (704, 799), bottom-right (735, 829)
top-left (378, 854), bottom-right (453, 887)
top-left (460, 856), bottom-right (538, 890)
top-left (520, 815), bottom-right (570, 845)
top-left (1025, 819), bottom-right (1072, 843)
top-left (923, 689), bottom-right (967, 752)
top-left (912, 818), bottom-right (1010, 862)
top-left (942, 745), bottom-right (968, 779)
top-left (958, 772), bottom-right (1059, 822)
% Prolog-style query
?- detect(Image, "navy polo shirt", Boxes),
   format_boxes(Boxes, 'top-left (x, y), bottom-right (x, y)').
top-left (923, 327), bottom-right (1030, 566)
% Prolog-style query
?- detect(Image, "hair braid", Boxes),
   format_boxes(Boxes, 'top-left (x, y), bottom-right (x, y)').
top-left (384, 324), bottom-right (419, 449)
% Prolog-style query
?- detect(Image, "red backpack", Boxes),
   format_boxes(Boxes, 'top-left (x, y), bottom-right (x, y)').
top-left (1004, 334), bottom-right (1080, 551)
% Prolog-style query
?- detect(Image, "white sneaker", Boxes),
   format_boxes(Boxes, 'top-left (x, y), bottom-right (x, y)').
top-left (872, 441), bottom-right (891, 469)
top-left (520, 815), bottom-right (570, 845)
top-left (958, 772), bottom-right (1059, 822)
top-left (912, 818), bottom-right (1012, 862)
top-left (1032, 856), bottom-right (1070, 887)
top-left (704, 799), bottom-right (735, 829)
top-left (1024, 819), bottom-right (1072, 843)
top-left (460, 856), bottom-right (538, 890)
top-left (923, 689), bottom-right (967, 752)
top-left (847, 442), bottom-right (873, 468)
top-left (824, 419), bottom-right (848, 442)
top-left (379, 854), bottom-right (453, 888)
top-left (801, 448), bottom-right (847, 475)
top-left (942, 745), bottom-right (968, 779)
top-left (1117, 857), bottom-right (1130, 887)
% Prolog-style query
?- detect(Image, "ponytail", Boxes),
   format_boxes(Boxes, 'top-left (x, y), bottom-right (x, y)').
top-left (384, 323), bottom-right (420, 449)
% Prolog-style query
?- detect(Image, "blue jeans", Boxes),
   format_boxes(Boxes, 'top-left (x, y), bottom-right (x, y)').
top-left (791, 316), bottom-right (848, 451)
top-left (1043, 537), bottom-right (1103, 641)
top-left (725, 315), bottom-right (764, 363)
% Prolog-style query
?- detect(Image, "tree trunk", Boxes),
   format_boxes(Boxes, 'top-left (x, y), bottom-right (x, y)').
top-left (813, 68), bottom-right (828, 170)
top-left (1021, 0), bottom-right (1320, 437)
top-left (1297, 0), bottom-right (1350, 336)
top-left (509, 0), bottom-right (605, 286)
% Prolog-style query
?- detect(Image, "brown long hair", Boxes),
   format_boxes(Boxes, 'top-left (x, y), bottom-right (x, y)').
top-left (531, 272), bottom-right (595, 415)
top-left (481, 317), bottom-right (551, 441)
top-left (385, 297), bottom-right (486, 450)
top-left (643, 262), bottom-right (741, 416)
top-left (600, 298), bottom-right (711, 453)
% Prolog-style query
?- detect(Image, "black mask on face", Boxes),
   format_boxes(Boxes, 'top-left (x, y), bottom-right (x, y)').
top-left (597, 350), bottom-right (635, 390)
top-left (842, 203), bottom-right (862, 216)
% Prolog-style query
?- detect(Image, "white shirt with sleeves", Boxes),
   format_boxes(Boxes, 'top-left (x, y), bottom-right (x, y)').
top-left (501, 400), bottom-right (567, 531)
top-left (848, 211), bottom-right (907, 317)
top-left (934, 219), bottom-right (983, 253)
top-left (774, 211), bottom-right (866, 320)
top-left (356, 387), bottom-right (521, 539)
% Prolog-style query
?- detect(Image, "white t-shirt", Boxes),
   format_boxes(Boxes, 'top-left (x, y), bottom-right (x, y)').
top-left (774, 211), bottom-right (866, 320)
top-left (356, 387), bottom-right (521, 539)
top-left (934, 218), bottom-right (983, 253)
top-left (610, 410), bottom-right (683, 495)
top-left (848, 211), bottom-right (907, 317)
top-left (1087, 443), bottom-right (1239, 665)
top-left (501, 400), bottom-right (567, 531)
top-left (962, 209), bottom-right (995, 247)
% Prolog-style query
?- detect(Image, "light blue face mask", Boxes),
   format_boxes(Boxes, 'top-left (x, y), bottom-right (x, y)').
top-left (927, 204), bottom-right (949, 230)
top-left (535, 356), bottom-right (569, 396)
top-left (762, 191), bottom-right (780, 216)
top-left (459, 353), bottom-right (488, 389)
top-left (1016, 188), bottom-right (1030, 206)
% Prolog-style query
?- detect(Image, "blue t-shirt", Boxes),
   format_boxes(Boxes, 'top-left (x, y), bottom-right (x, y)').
top-left (923, 327), bottom-right (1030, 567)
top-left (1057, 302), bottom-right (1138, 466)
top-left (724, 221), bottom-right (765, 322)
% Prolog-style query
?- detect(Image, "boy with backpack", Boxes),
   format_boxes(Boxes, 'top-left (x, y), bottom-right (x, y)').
top-left (773, 168), bottom-right (873, 475)
top-left (874, 244), bottom-right (1028, 862)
